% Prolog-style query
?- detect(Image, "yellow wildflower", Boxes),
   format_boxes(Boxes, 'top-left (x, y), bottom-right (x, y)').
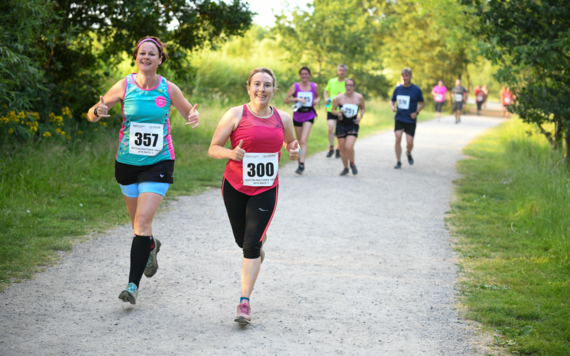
top-left (55, 128), bottom-right (61, 133)
top-left (81, 113), bottom-right (88, 119)
top-left (26, 112), bottom-right (40, 120)
top-left (77, 130), bottom-right (83, 135)
top-left (43, 132), bottom-right (52, 137)
top-left (62, 107), bottom-right (72, 117)
top-left (66, 135), bottom-right (71, 140)
top-left (0, 117), bottom-right (8, 124)
top-left (8, 111), bottom-right (17, 122)
top-left (60, 131), bottom-right (66, 136)
top-left (8, 128), bottom-right (14, 134)
top-left (99, 121), bottom-right (106, 127)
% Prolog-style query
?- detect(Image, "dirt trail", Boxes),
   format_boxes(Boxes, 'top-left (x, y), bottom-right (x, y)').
top-left (0, 114), bottom-right (501, 355)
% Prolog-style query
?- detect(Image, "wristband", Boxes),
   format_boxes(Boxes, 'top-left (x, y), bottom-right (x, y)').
top-left (94, 107), bottom-right (99, 117)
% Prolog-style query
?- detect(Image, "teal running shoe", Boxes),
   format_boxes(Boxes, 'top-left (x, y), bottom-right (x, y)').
top-left (118, 282), bottom-right (138, 305)
top-left (144, 238), bottom-right (161, 278)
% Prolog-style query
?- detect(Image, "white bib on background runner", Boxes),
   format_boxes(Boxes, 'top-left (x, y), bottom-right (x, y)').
top-left (477, 95), bottom-right (484, 102)
top-left (504, 97), bottom-right (511, 104)
top-left (129, 122), bottom-right (164, 156)
top-left (243, 152), bottom-right (279, 187)
top-left (396, 95), bottom-right (410, 110)
top-left (297, 91), bottom-right (313, 107)
top-left (455, 94), bottom-right (463, 102)
top-left (341, 103), bottom-right (359, 118)
top-left (435, 94), bottom-right (443, 101)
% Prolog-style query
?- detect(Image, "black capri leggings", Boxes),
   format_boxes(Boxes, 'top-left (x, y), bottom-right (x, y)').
top-left (222, 178), bottom-right (278, 259)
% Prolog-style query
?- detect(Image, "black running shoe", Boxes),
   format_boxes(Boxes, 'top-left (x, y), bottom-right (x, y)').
top-left (326, 149), bottom-right (334, 158)
top-left (335, 149), bottom-right (341, 158)
top-left (295, 165), bottom-right (304, 175)
top-left (394, 161), bottom-right (402, 169)
top-left (339, 168), bottom-right (349, 176)
top-left (350, 163), bottom-right (358, 175)
top-left (406, 152), bottom-right (414, 165)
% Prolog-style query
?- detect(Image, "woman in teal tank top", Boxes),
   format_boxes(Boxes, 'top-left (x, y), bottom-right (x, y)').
top-left (86, 36), bottom-right (199, 305)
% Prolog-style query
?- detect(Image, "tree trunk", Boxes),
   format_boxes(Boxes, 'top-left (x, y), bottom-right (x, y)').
top-left (537, 123), bottom-right (555, 146)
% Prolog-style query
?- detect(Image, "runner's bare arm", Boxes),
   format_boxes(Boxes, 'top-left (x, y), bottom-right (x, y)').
top-left (279, 111), bottom-right (299, 160)
top-left (389, 99), bottom-right (397, 113)
top-left (283, 84), bottom-right (304, 104)
top-left (87, 79), bottom-right (125, 122)
top-left (355, 94), bottom-right (366, 124)
top-left (209, 106), bottom-right (244, 160)
top-left (168, 81), bottom-right (199, 128)
top-left (331, 96), bottom-right (343, 119)
top-left (313, 84), bottom-right (321, 106)
top-left (323, 87), bottom-right (330, 104)
top-left (411, 102), bottom-right (424, 120)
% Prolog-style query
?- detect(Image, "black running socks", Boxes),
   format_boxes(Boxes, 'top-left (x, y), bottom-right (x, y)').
top-left (128, 235), bottom-right (152, 288)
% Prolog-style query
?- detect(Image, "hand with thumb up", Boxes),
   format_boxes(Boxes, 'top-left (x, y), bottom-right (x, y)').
top-left (230, 140), bottom-right (246, 161)
top-left (288, 140), bottom-right (300, 161)
top-left (96, 96), bottom-right (111, 118)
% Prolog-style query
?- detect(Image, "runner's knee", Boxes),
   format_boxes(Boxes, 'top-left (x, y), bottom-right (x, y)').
top-left (242, 236), bottom-right (262, 259)
top-left (134, 214), bottom-right (152, 230)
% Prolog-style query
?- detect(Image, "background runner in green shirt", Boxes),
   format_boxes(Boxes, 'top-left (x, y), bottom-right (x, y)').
top-left (324, 64), bottom-right (348, 158)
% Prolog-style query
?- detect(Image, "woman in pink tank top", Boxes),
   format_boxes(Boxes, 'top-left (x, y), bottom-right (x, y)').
top-left (209, 68), bottom-right (300, 325)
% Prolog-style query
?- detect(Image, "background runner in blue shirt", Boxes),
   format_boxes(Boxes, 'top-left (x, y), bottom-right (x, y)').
top-left (389, 68), bottom-right (424, 169)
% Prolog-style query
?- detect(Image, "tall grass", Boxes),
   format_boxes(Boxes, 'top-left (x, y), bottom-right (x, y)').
top-left (450, 119), bottom-right (570, 355)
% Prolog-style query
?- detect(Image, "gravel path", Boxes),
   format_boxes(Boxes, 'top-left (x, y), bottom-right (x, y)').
top-left (1, 114), bottom-right (501, 355)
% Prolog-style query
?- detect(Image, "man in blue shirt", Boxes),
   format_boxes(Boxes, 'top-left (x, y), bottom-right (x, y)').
top-left (389, 68), bottom-right (424, 169)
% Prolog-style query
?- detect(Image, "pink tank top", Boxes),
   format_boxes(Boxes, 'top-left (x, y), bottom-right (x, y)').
top-left (224, 105), bottom-right (285, 196)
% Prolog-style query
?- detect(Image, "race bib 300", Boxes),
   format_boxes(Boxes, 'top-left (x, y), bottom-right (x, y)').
top-left (243, 153), bottom-right (279, 187)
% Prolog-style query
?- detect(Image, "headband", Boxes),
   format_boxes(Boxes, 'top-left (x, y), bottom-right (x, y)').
top-left (136, 38), bottom-right (163, 52)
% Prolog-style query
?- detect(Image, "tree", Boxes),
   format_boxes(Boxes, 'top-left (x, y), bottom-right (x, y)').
top-left (274, 0), bottom-right (388, 97)
top-left (0, 0), bottom-right (53, 113)
top-left (373, 0), bottom-right (478, 93)
top-left (462, 0), bottom-right (570, 157)
top-left (1, 0), bottom-right (254, 124)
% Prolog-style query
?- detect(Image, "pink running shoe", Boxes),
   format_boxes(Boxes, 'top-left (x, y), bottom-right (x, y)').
top-left (234, 302), bottom-right (251, 325)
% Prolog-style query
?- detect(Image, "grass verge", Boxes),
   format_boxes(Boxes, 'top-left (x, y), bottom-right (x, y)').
top-left (0, 99), bottom-right (434, 291)
top-left (449, 119), bottom-right (570, 355)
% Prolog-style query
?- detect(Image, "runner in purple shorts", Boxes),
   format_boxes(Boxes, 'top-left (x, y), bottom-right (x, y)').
top-left (284, 66), bottom-right (320, 175)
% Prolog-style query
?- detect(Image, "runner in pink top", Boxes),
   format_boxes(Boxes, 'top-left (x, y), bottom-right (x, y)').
top-left (223, 104), bottom-right (284, 195)
top-left (501, 87), bottom-right (515, 119)
top-left (209, 67), bottom-right (300, 325)
top-left (431, 80), bottom-right (447, 120)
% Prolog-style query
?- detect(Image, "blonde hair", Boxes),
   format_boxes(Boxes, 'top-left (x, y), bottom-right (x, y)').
top-left (247, 68), bottom-right (278, 89)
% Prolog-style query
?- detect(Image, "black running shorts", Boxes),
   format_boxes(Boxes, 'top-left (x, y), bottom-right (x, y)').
top-left (394, 120), bottom-right (416, 137)
top-left (434, 101), bottom-right (444, 113)
top-left (335, 122), bottom-right (359, 138)
top-left (293, 119), bottom-right (314, 127)
top-left (327, 112), bottom-right (338, 121)
top-left (453, 102), bottom-right (463, 112)
top-left (115, 160), bottom-right (174, 185)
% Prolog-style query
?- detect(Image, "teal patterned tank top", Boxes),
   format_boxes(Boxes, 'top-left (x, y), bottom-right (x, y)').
top-left (116, 74), bottom-right (174, 166)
